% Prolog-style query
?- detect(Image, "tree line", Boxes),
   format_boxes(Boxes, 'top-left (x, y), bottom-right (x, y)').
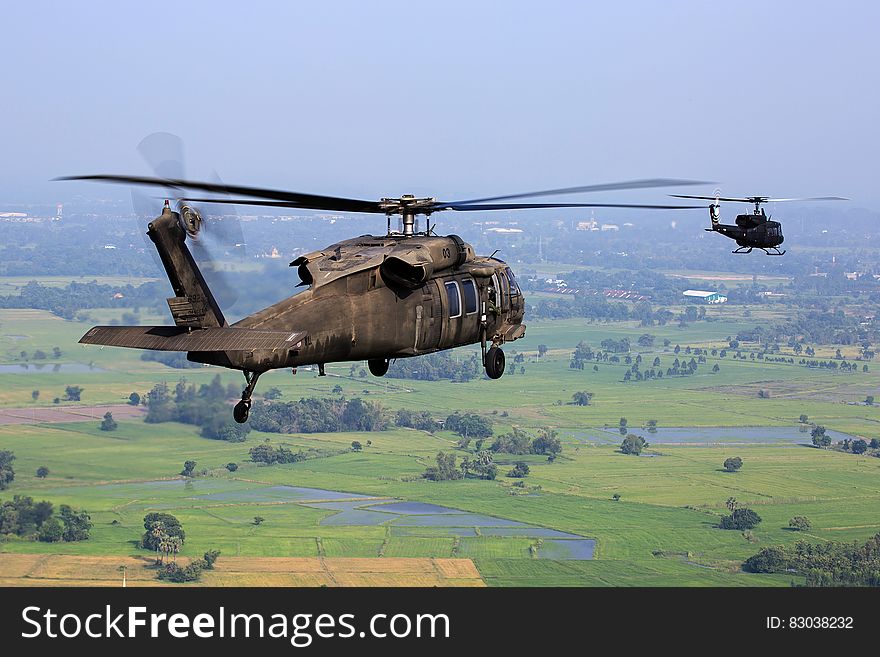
top-left (0, 495), bottom-right (92, 543)
top-left (744, 534), bottom-right (880, 586)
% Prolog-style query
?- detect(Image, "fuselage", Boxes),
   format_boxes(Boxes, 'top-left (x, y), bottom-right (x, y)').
top-left (712, 211), bottom-right (784, 249)
top-left (190, 234), bottom-right (526, 372)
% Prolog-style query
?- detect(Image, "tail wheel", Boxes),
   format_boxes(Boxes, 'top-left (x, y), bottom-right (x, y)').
top-left (485, 346), bottom-right (505, 379)
top-left (368, 358), bottom-right (390, 377)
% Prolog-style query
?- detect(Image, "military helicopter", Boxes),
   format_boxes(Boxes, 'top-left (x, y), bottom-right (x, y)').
top-left (60, 164), bottom-right (704, 423)
top-left (670, 192), bottom-right (847, 255)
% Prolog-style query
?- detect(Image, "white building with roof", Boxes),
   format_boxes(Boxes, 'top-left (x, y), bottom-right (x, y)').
top-left (683, 289), bottom-right (727, 304)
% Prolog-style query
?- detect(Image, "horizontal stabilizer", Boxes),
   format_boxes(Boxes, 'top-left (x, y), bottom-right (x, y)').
top-left (80, 326), bottom-right (307, 352)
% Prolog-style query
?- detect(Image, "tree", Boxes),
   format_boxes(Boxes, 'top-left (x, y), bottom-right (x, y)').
top-left (866, 395), bottom-right (875, 406)
top-left (36, 466), bottom-right (50, 478)
top-left (202, 549), bottom-right (221, 569)
top-left (507, 462), bottom-right (530, 478)
top-left (59, 505), bottom-right (92, 541)
top-left (225, 462), bottom-right (238, 472)
top-left (128, 392), bottom-right (140, 405)
top-left (423, 452), bottom-right (462, 481)
top-left (620, 434), bottom-right (647, 455)
top-left (723, 456), bottom-right (743, 473)
top-left (142, 513), bottom-right (185, 552)
top-left (537, 344), bottom-right (548, 358)
top-left (445, 412), bottom-right (492, 440)
top-left (332, 384), bottom-right (343, 394)
top-left (811, 425), bottom-right (831, 449)
top-left (253, 516), bottom-right (265, 525)
top-left (719, 508), bottom-right (762, 530)
top-left (181, 460), bottom-right (197, 477)
top-left (38, 517), bottom-right (63, 542)
top-left (726, 497), bottom-right (738, 513)
top-left (100, 411), bottom-right (117, 431)
top-left (799, 414), bottom-right (809, 424)
top-left (31, 390), bottom-right (39, 402)
top-left (0, 451), bottom-right (14, 491)
top-left (571, 391), bottom-right (593, 406)
top-left (200, 416), bottom-right (251, 442)
top-left (63, 385), bottom-right (83, 402)
top-left (532, 429), bottom-right (562, 458)
top-left (619, 417), bottom-right (628, 429)
top-left (789, 516), bottom-right (812, 531)
top-left (743, 546), bottom-right (787, 573)
top-left (851, 439), bottom-right (868, 455)
top-left (712, 363), bottom-right (720, 373)
top-left (351, 440), bottom-right (363, 452)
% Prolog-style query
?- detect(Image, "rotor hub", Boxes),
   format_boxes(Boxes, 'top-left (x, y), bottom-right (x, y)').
top-left (379, 196), bottom-right (437, 236)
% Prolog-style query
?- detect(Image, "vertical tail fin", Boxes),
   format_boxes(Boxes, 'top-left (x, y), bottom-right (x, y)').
top-left (148, 204), bottom-right (227, 328)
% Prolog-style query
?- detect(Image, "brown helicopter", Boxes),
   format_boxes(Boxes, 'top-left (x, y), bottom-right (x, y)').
top-left (61, 172), bottom-right (704, 423)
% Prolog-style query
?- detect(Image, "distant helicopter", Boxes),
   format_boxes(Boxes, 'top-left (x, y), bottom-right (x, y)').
top-left (670, 192), bottom-right (846, 255)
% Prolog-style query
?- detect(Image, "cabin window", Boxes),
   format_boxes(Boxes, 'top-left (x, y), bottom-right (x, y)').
top-left (445, 281), bottom-right (462, 318)
top-left (462, 278), bottom-right (478, 314)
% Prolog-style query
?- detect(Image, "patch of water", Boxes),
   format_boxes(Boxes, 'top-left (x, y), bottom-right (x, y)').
top-left (364, 501), bottom-right (466, 515)
top-left (193, 485), bottom-right (373, 503)
top-left (390, 513), bottom-right (526, 527)
top-left (537, 539), bottom-right (596, 560)
top-left (592, 426), bottom-right (855, 444)
top-left (477, 527), bottom-right (581, 539)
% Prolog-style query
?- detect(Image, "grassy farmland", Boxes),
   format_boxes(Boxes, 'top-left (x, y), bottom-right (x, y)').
top-left (1, 304), bottom-right (879, 586)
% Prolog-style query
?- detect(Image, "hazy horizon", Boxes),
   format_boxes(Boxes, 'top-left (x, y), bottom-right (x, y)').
top-left (2, 1), bottom-right (878, 209)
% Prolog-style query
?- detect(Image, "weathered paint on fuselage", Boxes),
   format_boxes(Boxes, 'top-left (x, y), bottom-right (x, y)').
top-left (189, 234), bottom-right (526, 373)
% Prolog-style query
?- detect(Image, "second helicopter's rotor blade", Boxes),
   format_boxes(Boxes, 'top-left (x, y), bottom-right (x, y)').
top-left (760, 196), bottom-right (849, 202)
top-left (671, 194), bottom-right (751, 202)
top-left (441, 178), bottom-right (712, 206)
top-left (671, 194), bottom-right (848, 203)
top-left (56, 174), bottom-right (385, 214)
top-left (437, 202), bottom-right (705, 211)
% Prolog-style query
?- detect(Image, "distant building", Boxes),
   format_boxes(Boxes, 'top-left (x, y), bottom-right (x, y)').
top-left (683, 289), bottom-right (727, 304)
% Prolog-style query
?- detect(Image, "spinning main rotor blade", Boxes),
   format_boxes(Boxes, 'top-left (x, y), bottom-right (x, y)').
top-left (58, 174), bottom-right (707, 215)
top-left (55, 174), bottom-right (386, 214)
top-left (437, 202), bottom-right (704, 211)
top-left (176, 198), bottom-right (703, 212)
top-left (442, 178), bottom-right (712, 206)
top-left (671, 194), bottom-right (848, 203)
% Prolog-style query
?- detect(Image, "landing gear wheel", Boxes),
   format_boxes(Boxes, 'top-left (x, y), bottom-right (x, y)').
top-left (485, 346), bottom-right (505, 379)
top-left (233, 400), bottom-right (251, 424)
top-left (368, 358), bottom-right (390, 377)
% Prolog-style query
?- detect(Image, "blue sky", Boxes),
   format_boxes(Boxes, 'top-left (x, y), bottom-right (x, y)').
top-left (2, 1), bottom-right (878, 206)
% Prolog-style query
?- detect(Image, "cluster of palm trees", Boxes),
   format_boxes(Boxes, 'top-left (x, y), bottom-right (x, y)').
top-left (150, 521), bottom-right (182, 564)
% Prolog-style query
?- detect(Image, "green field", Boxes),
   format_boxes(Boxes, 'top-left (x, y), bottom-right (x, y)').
top-left (1, 303), bottom-right (879, 586)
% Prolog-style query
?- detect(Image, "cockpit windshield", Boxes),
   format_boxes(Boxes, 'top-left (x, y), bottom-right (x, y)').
top-left (504, 268), bottom-right (521, 295)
